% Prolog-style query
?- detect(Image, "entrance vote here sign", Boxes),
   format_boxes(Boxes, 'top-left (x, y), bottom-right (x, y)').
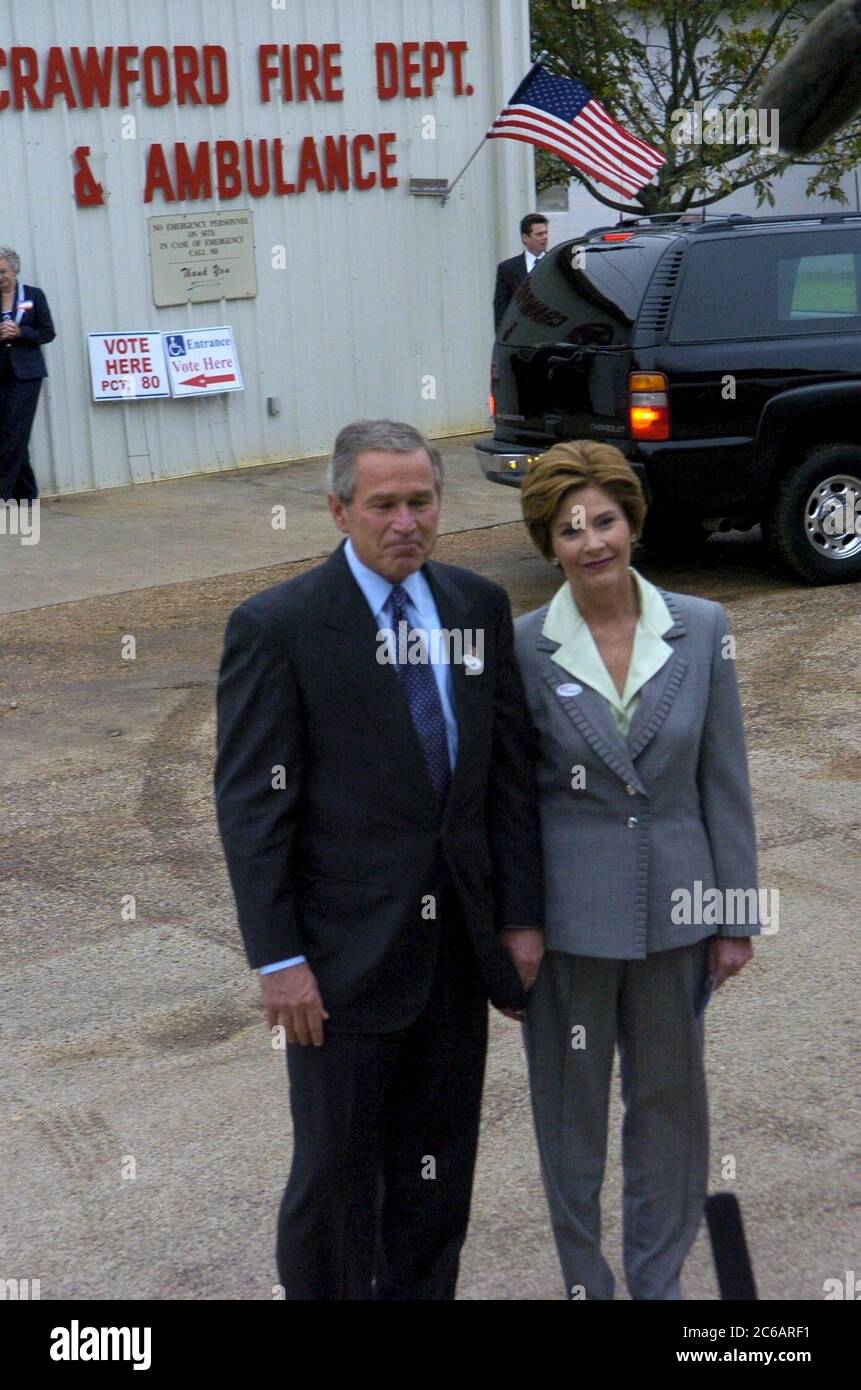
top-left (164, 326), bottom-right (244, 397)
top-left (88, 331), bottom-right (171, 400)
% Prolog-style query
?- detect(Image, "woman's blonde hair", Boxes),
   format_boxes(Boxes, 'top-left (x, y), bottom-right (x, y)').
top-left (520, 440), bottom-right (647, 561)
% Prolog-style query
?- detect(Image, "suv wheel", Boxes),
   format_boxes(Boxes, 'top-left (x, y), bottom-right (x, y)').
top-left (766, 445), bottom-right (861, 584)
top-left (640, 509), bottom-right (710, 562)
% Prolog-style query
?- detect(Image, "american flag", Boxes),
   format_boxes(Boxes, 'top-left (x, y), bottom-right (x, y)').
top-left (487, 64), bottom-right (665, 200)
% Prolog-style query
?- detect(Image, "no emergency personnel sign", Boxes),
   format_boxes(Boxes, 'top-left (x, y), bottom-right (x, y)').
top-left (164, 326), bottom-right (244, 397)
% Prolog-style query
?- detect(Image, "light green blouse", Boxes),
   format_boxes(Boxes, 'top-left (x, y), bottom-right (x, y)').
top-left (541, 568), bottom-right (674, 735)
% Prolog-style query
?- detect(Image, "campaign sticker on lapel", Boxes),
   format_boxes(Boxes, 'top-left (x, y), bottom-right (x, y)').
top-left (556, 683), bottom-right (582, 698)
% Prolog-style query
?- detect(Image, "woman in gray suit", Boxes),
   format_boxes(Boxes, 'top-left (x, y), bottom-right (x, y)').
top-left (514, 441), bottom-right (759, 1301)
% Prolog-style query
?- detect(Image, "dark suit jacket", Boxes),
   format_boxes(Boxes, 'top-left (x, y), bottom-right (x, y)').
top-left (493, 252), bottom-right (529, 330)
top-left (4, 285), bottom-right (55, 380)
top-left (214, 541), bottom-right (543, 1030)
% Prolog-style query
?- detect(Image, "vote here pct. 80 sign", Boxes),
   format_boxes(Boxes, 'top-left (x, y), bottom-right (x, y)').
top-left (88, 331), bottom-right (171, 401)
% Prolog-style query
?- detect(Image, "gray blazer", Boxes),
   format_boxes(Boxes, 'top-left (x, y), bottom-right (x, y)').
top-left (514, 590), bottom-right (759, 958)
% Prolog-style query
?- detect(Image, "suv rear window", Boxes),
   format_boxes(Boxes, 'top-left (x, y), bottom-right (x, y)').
top-left (790, 252), bottom-right (858, 315)
top-left (669, 229), bottom-right (861, 341)
top-left (501, 238), bottom-right (669, 346)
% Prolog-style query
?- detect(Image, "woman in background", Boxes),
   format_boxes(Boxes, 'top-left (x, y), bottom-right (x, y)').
top-left (514, 441), bottom-right (759, 1300)
top-left (0, 247), bottom-right (55, 501)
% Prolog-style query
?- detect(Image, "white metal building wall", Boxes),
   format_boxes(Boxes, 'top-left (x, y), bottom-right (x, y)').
top-left (0, 0), bottom-right (532, 494)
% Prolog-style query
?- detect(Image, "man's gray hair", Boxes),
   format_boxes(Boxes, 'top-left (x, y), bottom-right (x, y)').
top-left (0, 248), bottom-right (21, 275)
top-left (328, 419), bottom-right (444, 503)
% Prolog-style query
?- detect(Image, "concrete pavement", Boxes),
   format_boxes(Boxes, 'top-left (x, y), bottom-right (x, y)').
top-left (0, 434), bottom-right (523, 614)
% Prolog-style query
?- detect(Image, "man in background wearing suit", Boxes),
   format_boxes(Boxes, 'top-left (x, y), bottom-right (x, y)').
top-left (214, 419), bottom-right (543, 1300)
top-left (493, 213), bottom-right (549, 330)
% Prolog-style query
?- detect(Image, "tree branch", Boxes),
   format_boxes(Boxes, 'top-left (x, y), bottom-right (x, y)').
top-left (564, 166), bottom-right (651, 216)
top-left (734, 6), bottom-right (803, 109)
top-left (667, 8), bottom-right (681, 114)
top-left (679, 15), bottom-right (702, 104)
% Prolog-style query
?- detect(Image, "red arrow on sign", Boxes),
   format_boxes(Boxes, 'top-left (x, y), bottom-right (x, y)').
top-left (183, 372), bottom-right (236, 388)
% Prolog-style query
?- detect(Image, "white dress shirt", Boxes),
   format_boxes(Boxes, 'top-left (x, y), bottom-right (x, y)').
top-left (259, 537), bottom-right (459, 975)
top-left (541, 568), bottom-right (674, 736)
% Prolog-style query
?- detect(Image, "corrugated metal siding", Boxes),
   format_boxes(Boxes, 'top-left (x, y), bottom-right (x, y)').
top-left (0, 0), bottom-right (532, 493)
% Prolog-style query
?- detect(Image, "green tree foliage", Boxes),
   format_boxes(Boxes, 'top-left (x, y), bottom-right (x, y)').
top-left (530, 0), bottom-right (860, 212)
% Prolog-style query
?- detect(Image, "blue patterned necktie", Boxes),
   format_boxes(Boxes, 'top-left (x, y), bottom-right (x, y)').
top-left (389, 583), bottom-right (451, 806)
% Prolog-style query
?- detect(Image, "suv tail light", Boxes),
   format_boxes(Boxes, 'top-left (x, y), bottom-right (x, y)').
top-left (629, 371), bottom-right (670, 441)
top-left (489, 363), bottom-right (498, 421)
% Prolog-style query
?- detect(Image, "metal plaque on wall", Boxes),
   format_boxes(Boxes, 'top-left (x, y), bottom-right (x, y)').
top-left (147, 209), bottom-right (258, 306)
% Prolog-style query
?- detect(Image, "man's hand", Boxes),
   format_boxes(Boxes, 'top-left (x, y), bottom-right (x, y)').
top-left (498, 928), bottom-right (544, 1023)
top-left (0, 322), bottom-right (19, 339)
top-left (708, 935), bottom-right (754, 989)
top-left (261, 963), bottom-right (330, 1047)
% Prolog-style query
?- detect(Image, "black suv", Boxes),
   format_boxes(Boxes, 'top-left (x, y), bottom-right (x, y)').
top-left (478, 211), bottom-right (861, 583)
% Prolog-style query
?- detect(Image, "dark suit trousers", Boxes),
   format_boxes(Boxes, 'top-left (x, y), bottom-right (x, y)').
top-left (0, 358), bottom-right (42, 500)
top-left (276, 893), bottom-right (488, 1300)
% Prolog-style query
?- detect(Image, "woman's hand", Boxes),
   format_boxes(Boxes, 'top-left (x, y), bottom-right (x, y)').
top-left (501, 927), bottom-right (544, 991)
top-left (708, 935), bottom-right (753, 988)
top-left (498, 928), bottom-right (545, 1022)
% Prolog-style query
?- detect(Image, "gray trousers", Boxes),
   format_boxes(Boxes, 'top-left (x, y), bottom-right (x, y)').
top-left (524, 943), bottom-right (709, 1300)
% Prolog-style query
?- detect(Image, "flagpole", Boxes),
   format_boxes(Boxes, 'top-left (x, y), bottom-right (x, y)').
top-left (440, 55), bottom-right (549, 206)
top-left (441, 138), bottom-right (489, 205)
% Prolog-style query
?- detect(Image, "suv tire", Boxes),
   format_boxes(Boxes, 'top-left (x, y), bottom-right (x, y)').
top-left (765, 444), bottom-right (861, 585)
top-left (640, 508), bottom-right (711, 562)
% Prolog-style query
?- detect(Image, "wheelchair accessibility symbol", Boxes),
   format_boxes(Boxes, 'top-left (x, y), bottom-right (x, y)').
top-left (166, 334), bottom-right (186, 357)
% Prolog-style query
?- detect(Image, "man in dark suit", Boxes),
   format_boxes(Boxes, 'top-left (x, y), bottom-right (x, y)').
top-left (493, 214), bottom-right (549, 330)
top-left (214, 419), bottom-right (544, 1300)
